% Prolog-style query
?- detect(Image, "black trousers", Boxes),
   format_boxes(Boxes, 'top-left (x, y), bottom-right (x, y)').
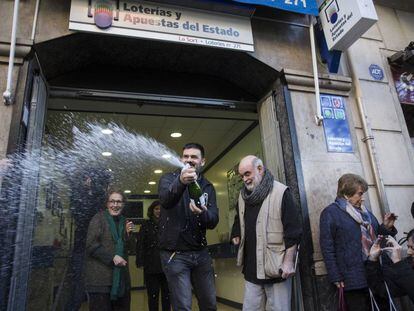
top-left (89, 292), bottom-right (130, 311)
top-left (344, 288), bottom-right (370, 311)
top-left (344, 287), bottom-right (389, 311)
top-left (145, 272), bottom-right (170, 311)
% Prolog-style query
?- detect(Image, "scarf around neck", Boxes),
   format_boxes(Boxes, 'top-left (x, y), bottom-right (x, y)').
top-left (344, 201), bottom-right (376, 261)
top-left (104, 210), bottom-right (126, 300)
top-left (241, 169), bottom-right (274, 206)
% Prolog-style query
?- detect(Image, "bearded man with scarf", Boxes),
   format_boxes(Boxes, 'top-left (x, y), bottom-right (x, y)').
top-left (320, 173), bottom-right (397, 311)
top-left (231, 155), bottom-right (302, 311)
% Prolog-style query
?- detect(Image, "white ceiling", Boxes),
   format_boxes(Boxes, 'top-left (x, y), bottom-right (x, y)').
top-left (45, 102), bottom-right (257, 195)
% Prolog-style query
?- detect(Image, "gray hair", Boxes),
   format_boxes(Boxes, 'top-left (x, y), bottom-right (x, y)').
top-left (253, 157), bottom-right (264, 168)
top-left (337, 173), bottom-right (368, 198)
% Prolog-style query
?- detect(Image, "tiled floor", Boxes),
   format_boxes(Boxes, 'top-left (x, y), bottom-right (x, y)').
top-left (81, 290), bottom-right (241, 310)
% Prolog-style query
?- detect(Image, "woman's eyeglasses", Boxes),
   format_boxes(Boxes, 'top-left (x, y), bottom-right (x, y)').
top-left (108, 200), bottom-right (124, 205)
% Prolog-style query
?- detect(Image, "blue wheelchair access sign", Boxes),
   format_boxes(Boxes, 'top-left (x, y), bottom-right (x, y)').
top-left (233, 0), bottom-right (318, 16)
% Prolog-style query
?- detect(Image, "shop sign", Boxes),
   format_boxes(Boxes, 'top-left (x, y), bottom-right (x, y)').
top-left (69, 0), bottom-right (254, 52)
top-left (321, 94), bottom-right (353, 153)
top-left (369, 64), bottom-right (384, 81)
top-left (233, 0), bottom-right (318, 16)
top-left (319, 0), bottom-right (378, 51)
top-left (391, 67), bottom-right (414, 105)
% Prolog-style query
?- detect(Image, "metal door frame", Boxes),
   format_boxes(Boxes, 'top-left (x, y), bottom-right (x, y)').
top-left (6, 55), bottom-right (48, 311)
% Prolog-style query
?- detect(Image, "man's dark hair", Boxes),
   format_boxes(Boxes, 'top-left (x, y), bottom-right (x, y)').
top-left (183, 143), bottom-right (205, 158)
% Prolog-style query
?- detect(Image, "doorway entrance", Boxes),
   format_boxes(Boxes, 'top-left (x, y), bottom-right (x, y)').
top-left (28, 94), bottom-right (262, 310)
top-left (3, 32), bottom-right (301, 310)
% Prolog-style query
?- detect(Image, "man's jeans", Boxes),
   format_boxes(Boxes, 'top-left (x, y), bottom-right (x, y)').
top-left (160, 249), bottom-right (217, 311)
top-left (242, 279), bottom-right (292, 311)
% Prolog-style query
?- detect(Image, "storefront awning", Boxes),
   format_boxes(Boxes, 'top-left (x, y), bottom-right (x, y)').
top-left (232, 0), bottom-right (319, 16)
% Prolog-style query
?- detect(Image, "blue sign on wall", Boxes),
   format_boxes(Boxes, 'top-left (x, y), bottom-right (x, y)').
top-left (369, 64), bottom-right (384, 81)
top-left (233, 0), bottom-right (318, 16)
top-left (321, 94), bottom-right (353, 153)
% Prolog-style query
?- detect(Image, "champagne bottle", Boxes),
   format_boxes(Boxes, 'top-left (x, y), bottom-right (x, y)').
top-left (188, 180), bottom-right (202, 200)
top-left (183, 164), bottom-right (203, 205)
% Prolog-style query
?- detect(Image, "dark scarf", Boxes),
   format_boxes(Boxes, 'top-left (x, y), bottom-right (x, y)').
top-left (241, 169), bottom-right (274, 206)
top-left (104, 210), bottom-right (126, 301)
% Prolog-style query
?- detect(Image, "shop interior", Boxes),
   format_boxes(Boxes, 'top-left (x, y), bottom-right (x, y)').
top-left (16, 28), bottom-right (282, 309)
top-left (27, 95), bottom-right (263, 310)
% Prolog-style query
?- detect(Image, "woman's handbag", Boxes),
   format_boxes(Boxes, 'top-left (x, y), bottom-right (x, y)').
top-left (338, 287), bottom-right (347, 311)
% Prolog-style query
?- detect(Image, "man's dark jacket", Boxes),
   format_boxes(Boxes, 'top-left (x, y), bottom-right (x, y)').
top-left (320, 198), bottom-right (396, 290)
top-left (158, 170), bottom-right (219, 251)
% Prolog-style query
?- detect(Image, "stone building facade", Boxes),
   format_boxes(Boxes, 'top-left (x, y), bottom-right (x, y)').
top-left (0, 0), bottom-right (413, 309)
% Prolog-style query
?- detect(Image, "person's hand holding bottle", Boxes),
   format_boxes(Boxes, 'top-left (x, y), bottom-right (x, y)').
top-left (180, 164), bottom-right (197, 185)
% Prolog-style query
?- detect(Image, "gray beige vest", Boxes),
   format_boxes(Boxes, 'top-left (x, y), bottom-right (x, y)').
top-left (236, 180), bottom-right (287, 279)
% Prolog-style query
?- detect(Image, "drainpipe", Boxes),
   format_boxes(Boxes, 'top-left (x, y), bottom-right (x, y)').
top-left (309, 16), bottom-right (323, 126)
top-left (31, 0), bottom-right (41, 41)
top-left (346, 51), bottom-right (390, 216)
top-left (3, 0), bottom-right (20, 105)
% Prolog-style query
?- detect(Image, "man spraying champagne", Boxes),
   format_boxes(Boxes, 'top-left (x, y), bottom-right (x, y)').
top-left (158, 143), bottom-right (219, 311)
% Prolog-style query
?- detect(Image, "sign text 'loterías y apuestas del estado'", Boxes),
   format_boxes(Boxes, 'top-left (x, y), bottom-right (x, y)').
top-left (69, 0), bottom-right (254, 52)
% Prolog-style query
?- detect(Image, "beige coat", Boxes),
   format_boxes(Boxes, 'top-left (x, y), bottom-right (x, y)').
top-left (236, 181), bottom-right (287, 279)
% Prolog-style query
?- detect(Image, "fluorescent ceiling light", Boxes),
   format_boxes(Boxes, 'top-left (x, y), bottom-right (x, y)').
top-left (101, 129), bottom-right (113, 135)
top-left (154, 169), bottom-right (163, 174)
top-left (148, 181), bottom-right (156, 185)
top-left (102, 151), bottom-right (112, 157)
top-left (144, 190), bottom-right (151, 193)
top-left (170, 132), bottom-right (182, 138)
top-left (124, 190), bottom-right (131, 194)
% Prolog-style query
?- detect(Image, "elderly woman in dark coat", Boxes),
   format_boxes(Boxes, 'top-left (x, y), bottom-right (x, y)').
top-left (85, 190), bottom-right (133, 311)
top-left (319, 173), bottom-right (397, 310)
top-left (136, 200), bottom-right (170, 311)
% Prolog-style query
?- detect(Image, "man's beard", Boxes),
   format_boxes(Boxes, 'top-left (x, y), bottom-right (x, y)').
top-left (245, 183), bottom-right (255, 191)
top-left (195, 165), bottom-right (203, 175)
top-left (245, 175), bottom-right (262, 191)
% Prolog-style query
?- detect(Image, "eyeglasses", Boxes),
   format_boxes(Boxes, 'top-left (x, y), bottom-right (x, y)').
top-left (108, 200), bottom-right (124, 205)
